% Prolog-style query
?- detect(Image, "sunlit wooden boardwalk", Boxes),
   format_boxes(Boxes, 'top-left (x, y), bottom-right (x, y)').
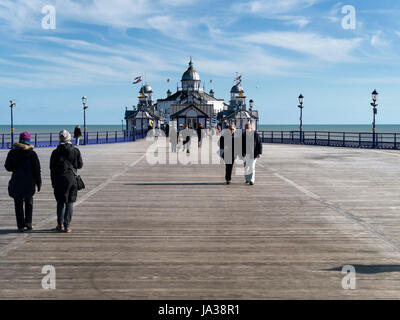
top-left (2, 138), bottom-right (400, 299)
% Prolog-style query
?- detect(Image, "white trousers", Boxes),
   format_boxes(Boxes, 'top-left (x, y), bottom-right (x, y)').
top-left (244, 155), bottom-right (256, 183)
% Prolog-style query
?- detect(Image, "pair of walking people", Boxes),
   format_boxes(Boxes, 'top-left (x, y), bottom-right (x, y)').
top-left (218, 123), bottom-right (262, 185)
top-left (4, 130), bottom-right (83, 233)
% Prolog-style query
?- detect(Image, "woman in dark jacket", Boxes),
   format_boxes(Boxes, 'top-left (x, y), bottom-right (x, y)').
top-left (50, 130), bottom-right (83, 233)
top-left (4, 132), bottom-right (42, 232)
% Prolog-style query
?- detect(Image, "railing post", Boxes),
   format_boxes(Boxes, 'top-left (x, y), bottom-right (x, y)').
top-left (376, 133), bottom-right (379, 149)
top-left (106, 131), bottom-right (108, 143)
top-left (343, 132), bottom-right (345, 147)
top-left (35, 133), bottom-right (37, 147)
top-left (359, 133), bottom-right (361, 148)
top-left (262, 131), bottom-right (264, 143)
top-left (96, 132), bottom-right (99, 144)
top-left (2, 134), bottom-right (4, 149)
top-left (115, 131), bottom-right (117, 142)
top-left (395, 133), bottom-right (397, 150)
top-left (281, 131), bottom-right (284, 143)
top-left (328, 132), bottom-right (330, 146)
top-left (315, 131), bottom-right (317, 145)
top-left (50, 133), bottom-right (52, 146)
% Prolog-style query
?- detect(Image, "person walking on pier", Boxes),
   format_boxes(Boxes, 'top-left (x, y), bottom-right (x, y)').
top-left (73, 125), bottom-right (83, 146)
top-left (4, 132), bottom-right (42, 232)
top-left (170, 125), bottom-right (179, 153)
top-left (197, 123), bottom-right (204, 148)
top-left (50, 130), bottom-right (83, 233)
top-left (165, 123), bottom-right (170, 138)
top-left (242, 123), bottom-right (262, 185)
top-left (182, 124), bottom-right (192, 154)
top-left (218, 124), bottom-right (238, 185)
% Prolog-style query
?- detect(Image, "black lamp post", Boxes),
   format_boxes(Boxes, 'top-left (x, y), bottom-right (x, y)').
top-left (371, 89), bottom-right (378, 148)
top-left (82, 96), bottom-right (88, 145)
top-left (249, 99), bottom-right (254, 112)
top-left (298, 94), bottom-right (304, 143)
top-left (9, 100), bottom-right (16, 146)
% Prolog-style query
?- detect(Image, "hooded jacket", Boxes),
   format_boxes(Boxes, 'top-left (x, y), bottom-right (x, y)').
top-left (4, 143), bottom-right (42, 199)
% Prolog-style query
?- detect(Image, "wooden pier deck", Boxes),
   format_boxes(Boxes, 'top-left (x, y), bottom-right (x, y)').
top-left (2, 139), bottom-right (400, 299)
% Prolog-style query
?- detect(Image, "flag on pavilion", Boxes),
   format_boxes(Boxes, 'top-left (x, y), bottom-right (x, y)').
top-left (234, 75), bottom-right (242, 85)
top-left (132, 76), bottom-right (142, 85)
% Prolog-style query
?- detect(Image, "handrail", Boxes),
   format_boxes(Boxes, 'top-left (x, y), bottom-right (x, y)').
top-left (0, 129), bottom-right (148, 149)
top-left (257, 130), bottom-right (400, 150)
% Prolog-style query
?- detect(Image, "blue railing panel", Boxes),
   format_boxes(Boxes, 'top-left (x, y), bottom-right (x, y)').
top-left (0, 129), bottom-right (148, 150)
top-left (259, 130), bottom-right (400, 150)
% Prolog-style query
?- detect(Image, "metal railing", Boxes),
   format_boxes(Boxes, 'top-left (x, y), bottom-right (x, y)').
top-left (259, 131), bottom-right (400, 149)
top-left (0, 129), bottom-right (148, 149)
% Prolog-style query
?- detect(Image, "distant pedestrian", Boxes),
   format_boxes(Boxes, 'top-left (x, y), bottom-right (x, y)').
top-left (170, 126), bottom-right (179, 153)
top-left (218, 124), bottom-right (239, 185)
top-left (196, 123), bottom-right (204, 148)
top-left (4, 132), bottom-right (42, 232)
top-left (50, 130), bottom-right (83, 233)
top-left (182, 124), bottom-right (192, 154)
top-left (73, 125), bottom-right (83, 146)
top-left (242, 123), bottom-right (262, 185)
top-left (165, 123), bottom-right (170, 138)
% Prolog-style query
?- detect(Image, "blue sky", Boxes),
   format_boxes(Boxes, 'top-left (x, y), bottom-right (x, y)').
top-left (0, 0), bottom-right (399, 125)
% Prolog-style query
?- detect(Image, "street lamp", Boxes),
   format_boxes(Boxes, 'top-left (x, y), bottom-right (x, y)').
top-left (9, 100), bottom-right (16, 146)
top-left (371, 89), bottom-right (378, 148)
top-left (82, 96), bottom-right (88, 145)
top-left (298, 94), bottom-right (304, 143)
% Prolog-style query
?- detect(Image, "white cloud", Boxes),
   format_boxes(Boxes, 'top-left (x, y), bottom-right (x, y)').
top-left (370, 31), bottom-right (391, 49)
top-left (0, 0), bottom-right (197, 37)
top-left (235, 0), bottom-right (320, 15)
top-left (286, 17), bottom-right (311, 28)
top-left (239, 31), bottom-right (362, 62)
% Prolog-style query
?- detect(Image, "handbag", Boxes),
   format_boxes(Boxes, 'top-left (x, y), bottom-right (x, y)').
top-left (66, 159), bottom-right (85, 191)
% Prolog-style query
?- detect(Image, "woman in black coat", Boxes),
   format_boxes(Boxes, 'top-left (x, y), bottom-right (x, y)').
top-left (50, 130), bottom-right (83, 233)
top-left (4, 132), bottom-right (42, 232)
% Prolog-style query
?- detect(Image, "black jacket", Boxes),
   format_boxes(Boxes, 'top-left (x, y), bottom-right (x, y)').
top-left (218, 131), bottom-right (239, 163)
top-left (50, 143), bottom-right (83, 203)
top-left (242, 131), bottom-right (263, 159)
top-left (196, 126), bottom-right (203, 141)
top-left (181, 129), bottom-right (193, 145)
top-left (5, 143), bottom-right (42, 199)
top-left (74, 127), bottom-right (82, 138)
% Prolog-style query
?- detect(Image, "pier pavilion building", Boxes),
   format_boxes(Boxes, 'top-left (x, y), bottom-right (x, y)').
top-left (125, 59), bottom-right (259, 131)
